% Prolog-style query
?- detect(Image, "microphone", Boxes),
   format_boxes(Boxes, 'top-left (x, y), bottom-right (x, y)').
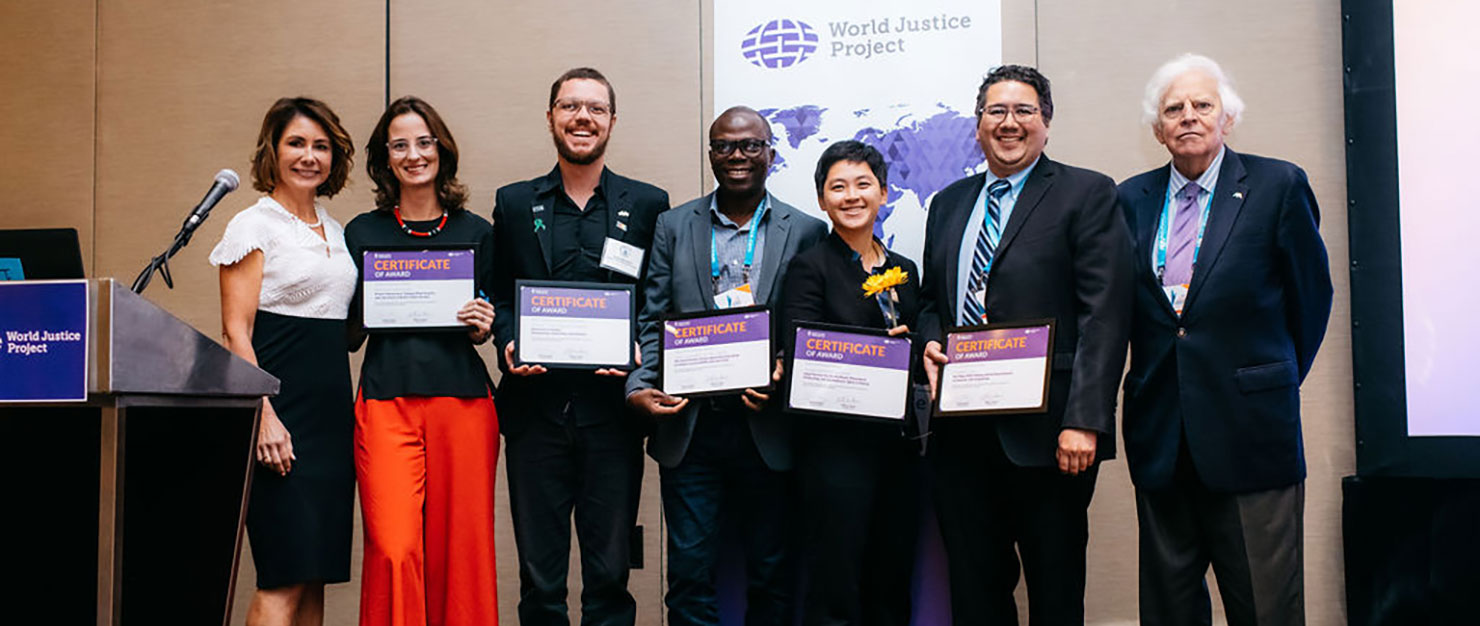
top-left (181, 168), bottom-right (241, 235)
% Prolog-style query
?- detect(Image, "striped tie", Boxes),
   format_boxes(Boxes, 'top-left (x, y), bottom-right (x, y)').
top-left (962, 179), bottom-right (1012, 325)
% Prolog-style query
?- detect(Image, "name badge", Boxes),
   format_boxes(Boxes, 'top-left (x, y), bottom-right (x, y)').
top-left (1162, 283), bottom-right (1189, 316)
top-left (599, 237), bottom-right (645, 279)
top-left (714, 284), bottom-right (755, 309)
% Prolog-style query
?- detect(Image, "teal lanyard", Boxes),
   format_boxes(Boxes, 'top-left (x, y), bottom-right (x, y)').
top-left (1153, 183), bottom-right (1212, 282)
top-left (711, 197), bottom-right (768, 283)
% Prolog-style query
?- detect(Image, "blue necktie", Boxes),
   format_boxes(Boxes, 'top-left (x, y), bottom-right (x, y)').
top-left (962, 180), bottom-right (1012, 325)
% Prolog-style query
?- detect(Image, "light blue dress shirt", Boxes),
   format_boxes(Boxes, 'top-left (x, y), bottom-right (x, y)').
top-left (955, 158), bottom-right (1039, 326)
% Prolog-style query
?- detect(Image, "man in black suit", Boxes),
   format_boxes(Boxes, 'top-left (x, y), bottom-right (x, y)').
top-left (1118, 54), bottom-right (1331, 626)
top-left (626, 106), bottom-right (827, 625)
top-left (490, 67), bottom-right (670, 626)
top-left (918, 65), bottom-right (1134, 625)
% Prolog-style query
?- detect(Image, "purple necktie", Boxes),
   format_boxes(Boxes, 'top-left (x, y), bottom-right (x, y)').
top-left (1163, 182), bottom-right (1202, 286)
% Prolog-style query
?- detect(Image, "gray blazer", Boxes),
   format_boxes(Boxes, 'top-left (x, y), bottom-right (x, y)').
top-left (626, 192), bottom-right (829, 470)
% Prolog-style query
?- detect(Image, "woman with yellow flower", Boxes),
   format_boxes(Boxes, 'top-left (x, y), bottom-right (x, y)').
top-left (779, 140), bottom-right (923, 625)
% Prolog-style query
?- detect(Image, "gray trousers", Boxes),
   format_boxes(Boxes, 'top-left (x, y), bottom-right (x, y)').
top-left (1136, 480), bottom-right (1305, 626)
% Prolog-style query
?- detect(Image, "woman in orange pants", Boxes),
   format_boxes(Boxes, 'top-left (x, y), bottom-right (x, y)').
top-left (346, 96), bottom-right (500, 626)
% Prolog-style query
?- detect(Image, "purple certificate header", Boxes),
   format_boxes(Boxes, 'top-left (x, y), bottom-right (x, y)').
top-left (794, 327), bottom-right (910, 370)
top-left (664, 310), bottom-right (770, 350)
top-left (364, 249), bottom-right (475, 281)
top-left (520, 285), bottom-right (631, 320)
top-left (948, 324), bottom-right (1051, 364)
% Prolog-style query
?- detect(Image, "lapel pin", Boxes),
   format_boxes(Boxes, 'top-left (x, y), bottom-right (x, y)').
top-left (1232, 192), bottom-right (1244, 200)
top-left (533, 204), bottom-right (546, 213)
top-left (618, 209), bottom-right (630, 217)
top-left (533, 218), bottom-right (546, 232)
top-left (616, 221), bottom-right (628, 231)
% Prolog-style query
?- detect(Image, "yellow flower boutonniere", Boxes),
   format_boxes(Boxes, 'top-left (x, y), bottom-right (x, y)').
top-left (862, 266), bottom-right (909, 298)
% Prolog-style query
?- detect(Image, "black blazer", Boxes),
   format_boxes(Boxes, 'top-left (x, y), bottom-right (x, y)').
top-left (490, 166), bottom-right (670, 435)
top-left (626, 192), bottom-right (828, 471)
top-left (919, 155), bottom-right (1134, 468)
top-left (1118, 149), bottom-right (1332, 493)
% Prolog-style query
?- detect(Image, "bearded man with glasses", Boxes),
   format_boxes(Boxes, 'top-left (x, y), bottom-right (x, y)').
top-left (490, 66), bottom-right (671, 626)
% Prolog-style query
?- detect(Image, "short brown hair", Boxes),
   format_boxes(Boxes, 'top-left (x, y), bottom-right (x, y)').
top-left (365, 96), bottom-right (470, 212)
top-left (548, 67), bottom-right (616, 115)
top-left (250, 97), bottom-right (354, 197)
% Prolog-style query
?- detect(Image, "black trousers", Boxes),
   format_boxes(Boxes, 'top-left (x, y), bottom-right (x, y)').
top-left (660, 400), bottom-right (792, 626)
top-left (799, 418), bottom-right (921, 626)
top-left (505, 402), bottom-right (645, 626)
top-left (928, 422), bottom-right (1098, 626)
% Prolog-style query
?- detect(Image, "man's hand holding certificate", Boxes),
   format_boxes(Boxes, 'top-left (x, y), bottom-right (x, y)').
top-left (515, 281), bottom-right (636, 370)
top-left (660, 307), bottom-right (772, 397)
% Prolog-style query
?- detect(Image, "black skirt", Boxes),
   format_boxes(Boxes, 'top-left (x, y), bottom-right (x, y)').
top-left (246, 310), bottom-right (354, 588)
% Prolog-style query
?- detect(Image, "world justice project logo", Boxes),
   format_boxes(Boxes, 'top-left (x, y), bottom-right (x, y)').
top-left (741, 19), bottom-right (819, 69)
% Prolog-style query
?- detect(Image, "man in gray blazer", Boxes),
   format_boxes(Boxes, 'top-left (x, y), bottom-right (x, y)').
top-left (627, 106), bottom-right (828, 625)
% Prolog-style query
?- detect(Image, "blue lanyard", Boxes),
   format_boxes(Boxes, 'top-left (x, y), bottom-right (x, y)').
top-left (1153, 184), bottom-right (1212, 282)
top-left (711, 196), bottom-right (768, 280)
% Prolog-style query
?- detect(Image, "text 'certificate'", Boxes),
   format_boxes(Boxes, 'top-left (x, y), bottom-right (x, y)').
top-left (788, 325), bottom-right (912, 421)
top-left (363, 249), bottom-right (474, 331)
top-left (937, 322), bottom-right (1054, 416)
top-left (661, 308), bottom-right (772, 397)
top-left (516, 282), bottom-right (634, 369)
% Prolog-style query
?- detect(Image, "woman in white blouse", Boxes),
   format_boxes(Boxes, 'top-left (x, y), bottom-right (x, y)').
top-left (210, 97), bottom-right (357, 626)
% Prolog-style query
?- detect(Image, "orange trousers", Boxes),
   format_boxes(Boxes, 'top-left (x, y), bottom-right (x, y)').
top-left (355, 393), bottom-right (499, 626)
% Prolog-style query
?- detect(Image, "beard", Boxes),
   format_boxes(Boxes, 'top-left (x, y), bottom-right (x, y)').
top-left (552, 130), bottom-right (609, 166)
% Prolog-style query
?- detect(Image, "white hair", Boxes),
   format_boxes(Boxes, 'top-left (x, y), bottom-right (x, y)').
top-left (1141, 53), bottom-right (1245, 128)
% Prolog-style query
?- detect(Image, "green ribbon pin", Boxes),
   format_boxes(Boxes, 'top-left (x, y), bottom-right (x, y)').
top-left (533, 218), bottom-right (546, 232)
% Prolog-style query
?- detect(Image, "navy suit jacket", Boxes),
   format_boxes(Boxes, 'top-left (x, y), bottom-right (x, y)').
top-left (490, 166), bottom-right (670, 436)
top-left (919, 155), bottom-right (1134, 468)
top-left (1118, 149), bottom-right (1332, 493)
top-left (626, 192), bottom-right (828, 470)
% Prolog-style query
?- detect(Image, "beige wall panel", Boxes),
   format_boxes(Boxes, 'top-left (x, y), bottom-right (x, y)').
top-left (390, 1), bottom-right (703, 623)
top-left (0, 2), bottom-right (96, 269)
top-left (1037, 1), bottom-right (1352, 624)
top-left (94, 1), bottom-right (385, 339)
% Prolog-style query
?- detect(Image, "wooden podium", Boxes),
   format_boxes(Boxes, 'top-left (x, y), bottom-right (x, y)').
top-left (0, 278), bottom-right (277, 625)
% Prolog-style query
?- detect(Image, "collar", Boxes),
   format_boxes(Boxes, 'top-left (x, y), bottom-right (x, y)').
top-left (708, 193), bottom-right (770, 230)
top-left (1169, 145), bottom-right (1226, 195)
top-left (985, 155), bottom-right (1041, 199)
top-left (536, 164), bottom-right (611, 199)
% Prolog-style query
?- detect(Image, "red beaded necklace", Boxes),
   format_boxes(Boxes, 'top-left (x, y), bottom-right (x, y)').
top-left (394, 206), bottom-right (448, 237)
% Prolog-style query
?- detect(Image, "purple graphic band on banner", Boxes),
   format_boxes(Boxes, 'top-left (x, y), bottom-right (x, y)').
top-left (0, 280), bottom-right (89, 402)
top-left (794, 327), bottom-right (910, 370)
top-left (664, 310), bottom-right (770, 350)
top-left (520, 285), bottom-right (632, 320)
top-left (947, 324), bottom-right (1051, 363)
top-left (364, 249), bottom-right (474, 281)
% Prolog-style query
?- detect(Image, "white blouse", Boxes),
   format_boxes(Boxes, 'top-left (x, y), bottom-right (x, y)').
top-left (208, 196), bottom-right (357, 320)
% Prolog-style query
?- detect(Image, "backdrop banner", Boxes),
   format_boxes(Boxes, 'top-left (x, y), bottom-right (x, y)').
top-left (714, 0), bottom-right (1002, 266)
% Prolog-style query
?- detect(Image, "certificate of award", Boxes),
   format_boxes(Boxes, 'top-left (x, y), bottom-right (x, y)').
top-left (660, 306), bottom-right (772, 397)
top-left (935, 320), bottom-right (1055, 417)
top-left (362, 247), bottom-right (475, 331)
top-left (787, 323), bottom-right (912, 421)
top-left (515, 280), bottom-right (636, 369)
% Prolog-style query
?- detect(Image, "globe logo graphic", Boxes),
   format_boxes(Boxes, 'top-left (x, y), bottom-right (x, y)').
top-left (741, 19), bottom-right (819, 69)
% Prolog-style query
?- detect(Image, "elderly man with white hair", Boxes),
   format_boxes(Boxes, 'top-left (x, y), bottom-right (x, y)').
top-left (1116, 54), bottom-right (1333, 626)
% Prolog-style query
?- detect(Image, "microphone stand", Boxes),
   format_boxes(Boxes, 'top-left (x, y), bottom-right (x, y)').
top-left (130, 219), bottom-right (205, 295)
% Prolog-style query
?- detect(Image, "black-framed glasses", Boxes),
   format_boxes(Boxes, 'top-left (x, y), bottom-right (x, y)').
top-left (710, 138), bottom-right (769, 157)
top-left (388, 136), bottom-right (438, 157)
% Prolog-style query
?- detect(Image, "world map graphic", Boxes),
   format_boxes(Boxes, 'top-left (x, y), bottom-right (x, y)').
top-left (759, 103), bottom-right (985, 257)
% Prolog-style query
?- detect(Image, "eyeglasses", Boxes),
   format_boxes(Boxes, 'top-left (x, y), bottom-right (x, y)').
top-left (553, 99), bottom-right (612, 118)
top-left (710, 138), bottom-right (769, 157)
top-left (388, 136), bottom-right (437, 157)
top-left (979, 105), bottom-right (1041, 123)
